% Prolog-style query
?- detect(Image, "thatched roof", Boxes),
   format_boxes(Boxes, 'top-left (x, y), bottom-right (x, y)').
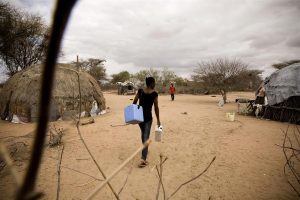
top-left (264, 62), bottom-right (300, 106)
top-left (0, 63), bottom-right (106, 121)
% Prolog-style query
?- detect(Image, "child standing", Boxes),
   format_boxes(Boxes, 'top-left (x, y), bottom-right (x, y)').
top-left (169, 83), bottom-right (176, 101)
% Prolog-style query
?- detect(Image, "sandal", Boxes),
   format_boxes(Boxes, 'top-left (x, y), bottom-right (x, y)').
top-left (138, 160), bottom-right (148, 168)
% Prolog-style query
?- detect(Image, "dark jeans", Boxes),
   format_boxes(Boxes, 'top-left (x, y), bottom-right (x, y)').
top-left (138, 120), bottom-right (152, 160)
top-left (171, 94), bottom-right (175, 101)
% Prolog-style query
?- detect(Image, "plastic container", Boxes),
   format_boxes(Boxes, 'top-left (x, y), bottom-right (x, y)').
top-left (155, 126), bottom-right (163, 142)
top-left (124, 104), bottom-right (144, 124)
top-left (226, 112), bottom-right (235, 121)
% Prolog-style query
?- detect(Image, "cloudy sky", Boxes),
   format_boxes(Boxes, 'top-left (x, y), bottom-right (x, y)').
top-left (6, 0), bottom-right (300, 80)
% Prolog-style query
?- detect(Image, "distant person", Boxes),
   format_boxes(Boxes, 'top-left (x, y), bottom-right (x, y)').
top-left (169, 83), bottom-right (176, 101)
top-left (133, 77), bottom-right (161, 168)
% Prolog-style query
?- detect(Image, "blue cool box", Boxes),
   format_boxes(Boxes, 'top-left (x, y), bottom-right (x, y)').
top-left (124, 104), bottom-right (144, 124)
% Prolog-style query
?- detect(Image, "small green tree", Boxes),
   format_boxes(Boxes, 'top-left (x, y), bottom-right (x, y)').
top-left (111, 71), bottom-right (130, 83)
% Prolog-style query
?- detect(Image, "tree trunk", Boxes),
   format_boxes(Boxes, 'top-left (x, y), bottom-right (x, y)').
top-left (220, 90), bottom-right (227, 103)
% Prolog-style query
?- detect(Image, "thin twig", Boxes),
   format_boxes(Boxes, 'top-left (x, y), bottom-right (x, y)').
top-left (284, 153), bottom-right (300, 196)
top-left (156, 169), bottom-right (161, 200)
top-left (282, 126), bottom-right (300, 197)
top-left (118, 162), bottom-right (134, 195)
top-left (283, 129), bottom-right (300, 184)
top-left (151, 157), bottom-right (168, 172)
top-left (61, 165), bottom-right (103, 181)
top-left (155, 165), bottom-right (166, 200)
top-left (156, 155), bottom-right (167, 200)
top-left (275, 144), bottom-right (300, 152)
top-left (76, 158), bottom-right (90, 161)
top-left (0, 142), bottom-right (21, 186)
top-left (110, 124), bottom-right (129, 127)
top-left (167, 156), bottom-right (216, 200)
top-left (160, 155), bottom-right (166, 200)
top-left (76, 179), bottom-right (97, 187)
top-left (56, 145), bottom-right (64, 200)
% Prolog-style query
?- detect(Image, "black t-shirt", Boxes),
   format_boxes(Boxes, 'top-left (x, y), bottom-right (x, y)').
top-left (138, 89), bottom-right (158, 122)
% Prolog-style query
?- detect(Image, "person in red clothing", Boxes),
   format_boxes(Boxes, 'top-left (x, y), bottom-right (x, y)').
top-left (169, 83), bottom-right (176, 101)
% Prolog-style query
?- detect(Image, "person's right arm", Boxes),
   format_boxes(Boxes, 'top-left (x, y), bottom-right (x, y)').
top-left (154, 96), bottom-right (161, 127)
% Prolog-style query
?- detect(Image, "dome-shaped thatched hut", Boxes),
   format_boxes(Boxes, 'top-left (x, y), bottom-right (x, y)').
top-left (0, 64), bottom-right (106, 122)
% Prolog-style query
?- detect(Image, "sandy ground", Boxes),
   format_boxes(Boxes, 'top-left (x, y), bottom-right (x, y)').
top-left (0, 92), bottom-right (299, 200)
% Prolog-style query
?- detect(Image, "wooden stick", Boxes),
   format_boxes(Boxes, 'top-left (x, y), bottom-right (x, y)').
top-left (76, 158), bottom-right (90, 161)
top-left (110, 124), bottom-right (129, 127)
top-left (85, 140), bottom-right (152, 200)
top-left (0, 142), bottom-right (21, 186)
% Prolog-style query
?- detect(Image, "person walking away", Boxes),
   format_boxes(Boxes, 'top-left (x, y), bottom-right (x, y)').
top-left (169, 83), bottom-right (176, 101)
top-left (133, 77), bottom-right (161, 168)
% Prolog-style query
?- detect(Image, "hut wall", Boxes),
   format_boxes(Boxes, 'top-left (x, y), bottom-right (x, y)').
top-left (263, 96), bottom-right (300, 125)
top-left (0, 64), bottom-right (106, 122)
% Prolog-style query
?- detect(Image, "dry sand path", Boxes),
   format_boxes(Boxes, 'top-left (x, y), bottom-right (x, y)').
top-left (0, 92), bottom-right (298, 199)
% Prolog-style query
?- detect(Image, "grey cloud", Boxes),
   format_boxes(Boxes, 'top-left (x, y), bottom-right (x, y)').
top-left (6, 0), bottom-right (300, 79)
top-left (286, 35), bottom-right (300, 47)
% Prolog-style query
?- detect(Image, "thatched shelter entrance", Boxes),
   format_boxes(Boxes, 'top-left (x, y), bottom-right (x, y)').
top-left (0, 64), bottom-right (106, 122)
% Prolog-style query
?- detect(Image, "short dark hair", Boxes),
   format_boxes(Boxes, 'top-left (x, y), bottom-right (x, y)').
top-left (145, 77), bottom-right (155, 87)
